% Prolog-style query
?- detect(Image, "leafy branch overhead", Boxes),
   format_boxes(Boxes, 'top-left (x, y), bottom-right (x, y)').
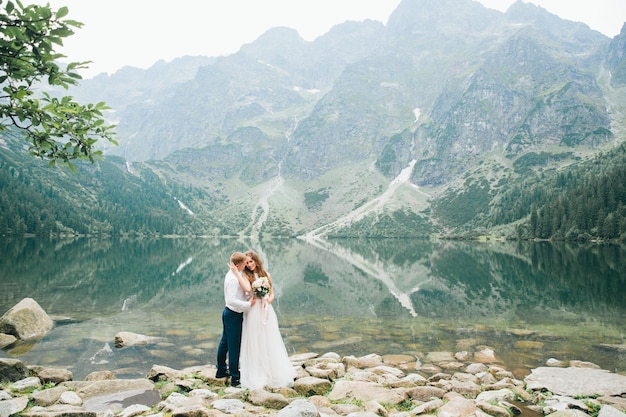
top-left (0, 0), bottom-right (116, 169)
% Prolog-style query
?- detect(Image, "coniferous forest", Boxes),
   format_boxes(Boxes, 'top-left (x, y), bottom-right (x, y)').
top-left (2, 131), bottom-right (626, 241)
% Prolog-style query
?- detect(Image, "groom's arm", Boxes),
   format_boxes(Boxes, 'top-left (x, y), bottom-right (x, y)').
top-left (225, 274), bottom-right (251, 313)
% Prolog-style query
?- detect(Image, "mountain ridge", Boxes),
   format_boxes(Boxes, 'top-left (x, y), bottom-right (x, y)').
top-left (2, 0), bottom-right (626, 241)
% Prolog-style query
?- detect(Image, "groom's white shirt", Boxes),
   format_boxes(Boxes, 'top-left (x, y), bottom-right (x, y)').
top-left (224, 270), bottom-right (250, 313)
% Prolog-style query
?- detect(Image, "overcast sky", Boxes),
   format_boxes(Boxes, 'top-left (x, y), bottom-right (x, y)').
top-left (29, 0), bottom-right (626, 78)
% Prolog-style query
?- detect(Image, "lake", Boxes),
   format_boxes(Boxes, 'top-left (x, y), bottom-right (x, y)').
top-left (0, 237), bottom-right (624, 380)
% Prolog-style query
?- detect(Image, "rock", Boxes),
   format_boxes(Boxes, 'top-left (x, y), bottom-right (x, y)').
top-left (387, 373), bottom-right (427, 388)
top-left (147, 365), bottom-right (184, 382)
top-left (293, 376), bottom-right (332, 396)
top-left (247, 389), bottom-right (290, 409)
top-left (437, 394), bottom-right (477, 416)
top-left (454, 351), bottom-right (471, 361)
top-left (11, 376), bottom-right (42, 393)
top-left (543, 410), bottom-right (590, 416)
top-left (289, 352), bottom-right (320, 367)
top-left (367, 365), bottom-right (405, 379)
top-left (546, 358), bottom-right (568, 367)
top-left (425, 351), bottom-right (455, 364)
top-left (447, 379), bottom-right (482, 398)
top-left (327, 380), bottom-right (406, 405)
top-left (474, 347), bottom-right (498, 363)
top-left (211, 398), bottom-right (245, 414)
top-left (410, 398), bottom-right (444, 415)
top-left (343, 354), bottom-right (384, 369)
top-left (598, 396), bottom-right (626, 412)
top-left (0, 358), bottom-right (30, 383)
top-left (475, 388), bottom-right (515, 403)
top-left (59, 391), bottom-right (83, 406)
top-left (36, 367), bottom-right (73, 384)
top-left (306, 361), bottom-right (345, 380)
top-left (62, 379), bottom-right (159, 413)
top-left (598, 405), bottom-right (626, 417)
top-left (0, 333), bottom-right (17, 349)
top-left (170, 399), bottom-right (212, 417)
top-left (118, 404), bottom-right (151, 417)
top-left (465, 362), bottom-right (488, 374)
top-left (22, 404), bottom-right (96, 417)
top-left (30, 386), bottom-right (69, 407)
top-left (476, 401), bottom-right (511, 417)
top-left (568, 360), bottom-right (600, 369)
top-left (0, 395), bottom-right (29, 417)
top-left (277, 399), bottom-right (320, 417)
top-left (114, 331), bottom-right (166, 348)
top-left (525, 367), bottom-right (626, 396)
top-left (0, 298), bottom-right (54, 341)
top-left (187, 389), bottom-right (217, 401)
top-left (405, 385), bottom-right (446, 402)
top-left (85, 371), bottom-right (116, 381)
top-left (157, 392), bottom-right (189, 413)
top-left (331, 403), bottom-right (362, 415)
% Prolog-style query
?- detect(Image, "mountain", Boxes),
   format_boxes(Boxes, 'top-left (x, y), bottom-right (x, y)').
top-left (2, 0), bottom-right (626, 241)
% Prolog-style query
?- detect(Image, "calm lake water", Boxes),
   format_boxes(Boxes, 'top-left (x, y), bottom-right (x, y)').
top-left (0, 237), bottom-right (624, 380)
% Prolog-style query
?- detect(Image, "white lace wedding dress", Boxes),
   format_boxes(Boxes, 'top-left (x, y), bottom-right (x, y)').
top-left (240, 280), bottom-right (296, 390)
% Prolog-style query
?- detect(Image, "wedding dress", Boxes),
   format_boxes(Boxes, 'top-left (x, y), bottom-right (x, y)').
top-left (240, 277), bottom-right (296, 390)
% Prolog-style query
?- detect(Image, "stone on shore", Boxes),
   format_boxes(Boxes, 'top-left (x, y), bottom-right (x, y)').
top-left (0, 395), bottom-right (29, 417)
top-left (277, 399), bottom-right (319, 417)
top-left (0, 298), bottom-right (53, 341)
top-left (0, 358), bottom-right (30, 383)
top-left (2, 348), bottom-right (626, 417)
top-left (525, 367), bottom-right (626, 396)
top-left (62, 378), bottom-right (160, 413)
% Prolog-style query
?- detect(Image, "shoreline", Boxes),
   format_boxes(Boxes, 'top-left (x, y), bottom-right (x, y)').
top-left (2, 347), bottom-right (626, 417)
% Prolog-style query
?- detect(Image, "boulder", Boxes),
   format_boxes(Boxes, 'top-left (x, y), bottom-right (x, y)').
top-left (0, 298), bottom-right (53, 340)
top-left (0, 358), bottom-right (30, 383)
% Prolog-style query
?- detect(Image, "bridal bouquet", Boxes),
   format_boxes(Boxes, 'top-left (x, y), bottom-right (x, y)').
top-left (251, 276), bottom-right (270, 298)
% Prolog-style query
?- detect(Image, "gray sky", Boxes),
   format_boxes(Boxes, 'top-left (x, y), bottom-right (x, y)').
top-left (30, 0), bottom-right (626, 78)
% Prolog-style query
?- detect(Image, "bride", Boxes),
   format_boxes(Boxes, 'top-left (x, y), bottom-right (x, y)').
top-left (239, 250), bottom-right (296, 390)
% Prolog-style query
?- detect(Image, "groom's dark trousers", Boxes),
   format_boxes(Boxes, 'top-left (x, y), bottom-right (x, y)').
top-left (217, 307), bottom-right (244, 383)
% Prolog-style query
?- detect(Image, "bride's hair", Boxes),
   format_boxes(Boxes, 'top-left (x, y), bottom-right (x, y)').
top-left (244, 250), bottom-right (270, 284)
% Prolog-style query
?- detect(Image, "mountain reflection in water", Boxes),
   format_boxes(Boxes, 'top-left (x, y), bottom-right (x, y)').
top-left (0, 237), bottom-right (624, 379)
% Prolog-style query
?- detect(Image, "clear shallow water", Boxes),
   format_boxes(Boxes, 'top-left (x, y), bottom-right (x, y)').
top-left (0, 237), bottom-right (624, 379)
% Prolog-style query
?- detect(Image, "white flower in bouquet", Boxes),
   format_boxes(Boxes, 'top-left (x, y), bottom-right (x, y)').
top-left (252, 276), bottom-right (270, 298)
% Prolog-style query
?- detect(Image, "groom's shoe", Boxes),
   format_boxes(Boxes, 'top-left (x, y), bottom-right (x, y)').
top-left (215, 370), bottom-right (229, 378)
top-left (230, 379), bottom-right (241, 387)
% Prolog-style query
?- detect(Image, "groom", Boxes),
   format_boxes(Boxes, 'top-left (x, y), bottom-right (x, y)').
top-left (216, 252), bottom-right (253, 387)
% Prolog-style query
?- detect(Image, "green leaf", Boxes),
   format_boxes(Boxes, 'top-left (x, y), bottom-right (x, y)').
top-left (55, 6), bottom-right (69, 19)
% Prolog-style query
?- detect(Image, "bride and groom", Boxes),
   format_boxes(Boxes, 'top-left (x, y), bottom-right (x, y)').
top-left (216, 250), bottom-right (296, 389)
